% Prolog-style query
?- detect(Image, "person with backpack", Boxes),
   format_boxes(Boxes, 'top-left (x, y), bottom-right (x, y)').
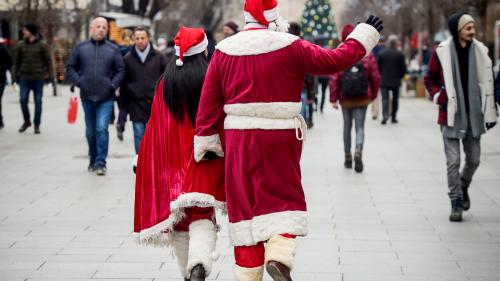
top-left (330, 24), bottom-right (381, 173)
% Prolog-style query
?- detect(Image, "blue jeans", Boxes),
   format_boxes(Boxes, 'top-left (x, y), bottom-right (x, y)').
top-left (300, 92), bottom-right (313, 124)
top-left (132, 122), bottom-right (146, 154)
top-left (81, 99), bottom-right (114, 168)
top-left (342, 107), bottom-right (367, 154)
top-left (19, 79), bottom-right (44, 125)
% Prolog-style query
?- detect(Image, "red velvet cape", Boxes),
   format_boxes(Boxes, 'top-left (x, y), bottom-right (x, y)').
top-left (134, 77), bottom-right (225, 246)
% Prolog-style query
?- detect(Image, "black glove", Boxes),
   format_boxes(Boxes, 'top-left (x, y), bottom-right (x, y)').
top-left (486, 122), bottom-right (497, 130)
top-left (365, 15), bottom-right (384, 32)
top-left (70, 84), bottom-right (76, 93)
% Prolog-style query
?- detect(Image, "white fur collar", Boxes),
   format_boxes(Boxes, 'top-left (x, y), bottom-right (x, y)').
top-left (216, 29), bottom-right (299, 56)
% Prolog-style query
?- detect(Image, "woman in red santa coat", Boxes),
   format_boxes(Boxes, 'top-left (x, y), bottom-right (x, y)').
top-left (193, 0), bottom-right (383, 280)
top-left (133, 27), bottom-right (225, 281)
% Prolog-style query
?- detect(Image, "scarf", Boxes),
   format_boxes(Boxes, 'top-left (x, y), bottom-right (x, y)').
top-left (136, 44), bottom-right (151, 63)
top-left (442, 42), bottom-right (485, 139)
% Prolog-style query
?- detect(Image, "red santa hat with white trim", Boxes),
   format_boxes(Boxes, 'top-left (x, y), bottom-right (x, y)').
top-left (174, 26), bottom-right (208, 67)
top-left (244, 0), bottom-right (279, 27)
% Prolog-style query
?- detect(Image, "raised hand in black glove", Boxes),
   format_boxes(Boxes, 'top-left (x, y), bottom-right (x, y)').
top-left (365, 15), bottom-right (384, 32)
top-left (486, 122), bottom-right (497, 130)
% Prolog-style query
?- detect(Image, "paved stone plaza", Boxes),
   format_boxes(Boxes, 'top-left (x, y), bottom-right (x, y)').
top-left (0, 85), bottom-right (500, 281)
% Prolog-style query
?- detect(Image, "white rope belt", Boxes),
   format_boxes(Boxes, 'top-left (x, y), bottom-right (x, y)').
top-left (224, 114), bottom-right (308, 141)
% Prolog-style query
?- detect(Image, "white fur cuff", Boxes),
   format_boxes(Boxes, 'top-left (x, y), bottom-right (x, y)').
top-left (432, 92), bottom-right (441, 104)
top-left (346, 23), bottom-right (380, 54)
top-left (234, 265), bottom-right (264, 281)
top-left (265, 235), bottom-right (296, 270)
top-left (171, 231), bottom-right (189, 278)
top-left (194, 134), bottom-right (224, 162)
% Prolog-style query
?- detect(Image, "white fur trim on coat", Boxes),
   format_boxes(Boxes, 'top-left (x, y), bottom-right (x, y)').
top-left (346, 23), bottom-right (380, 54)
top-left (228, 210), bottom-right (308, 246)
top-left (224, 102), bottom-right (302, 118)
top-left (187, 219), bottom-right (217, 278)
top-left (265, 235), bottom-right (297, 269)
top-left (216, 29), bottom-right (298, 56)
top-left (432, 91), bottom-right (441, 104)
top-left (194, 134), bottom-right (224, 162)
top-left (134, 192), bottom-right (226, 247)
top-left (436, 38), bottom-right (498, 127)
top-left (171, 231), bottom-right (189, 278)
top-left (234, 265), bottom-right (264, 281)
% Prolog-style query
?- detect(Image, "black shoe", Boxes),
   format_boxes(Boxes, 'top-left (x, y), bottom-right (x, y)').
top-left (266, 260), bottom-right (292, 281)
top-left (306, 121), bottom-right (313, 129)
top-left (34, 125), bottom-right (40, 134)
top-left (189, 264), bottom-right (206, 281)
top-left (96, 166), bottom-right (107, 176)
top-left (372, 116), bottom-right (377, 120)
top-left (381, 118), bottom-right (387, 125)
top-left (88, 164), bottom-right (97, 173)
top-left (18, 122), bottom-right (31, 133)
top-left (354, 151), bottom-right (363, 173)
top-left (116, 125), bottom-right (124, 141)
top-left (392, 118), bottom-right (398, 124)
top-left (449, 199), bottom-right (463, 222)
top-left (461, 178), bottom-right (471, 211)
top-left (344, 153), bottom-right (352, 169)
top-left (0, 123), bottom-right (4, 130)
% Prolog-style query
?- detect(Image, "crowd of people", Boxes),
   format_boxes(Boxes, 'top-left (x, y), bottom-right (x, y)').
top-left (0, 0), bottom-right (500, 280)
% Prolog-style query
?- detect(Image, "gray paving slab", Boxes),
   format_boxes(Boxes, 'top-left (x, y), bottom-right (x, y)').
top-left (1, 85), bottom-right (500, 280)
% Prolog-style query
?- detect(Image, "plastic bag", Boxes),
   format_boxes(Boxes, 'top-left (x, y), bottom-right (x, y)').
top-left (67, 95), bottom-right (78, 124)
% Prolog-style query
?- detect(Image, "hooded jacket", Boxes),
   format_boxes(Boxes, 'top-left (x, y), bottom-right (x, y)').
top-left (424, 13), bottom-right (497, 127)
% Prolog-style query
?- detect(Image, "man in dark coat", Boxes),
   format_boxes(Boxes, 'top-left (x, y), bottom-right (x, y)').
top-left (377, 34), bottom-right (407, 124)
top-left (66, 17), bottom-right (125, 176)
top-left (121, 26), bottom-right (167, 154)
top-left (13, 23), bottom-right (54, 134)
top-left (0, 42), bottom-right (12, 129)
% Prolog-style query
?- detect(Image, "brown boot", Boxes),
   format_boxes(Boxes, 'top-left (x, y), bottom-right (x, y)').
top-left (18, 122), bottom-right (31, 133)
top-left (266, 261), bottom-right (292, 281)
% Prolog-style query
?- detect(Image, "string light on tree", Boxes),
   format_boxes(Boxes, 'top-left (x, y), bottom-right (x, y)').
top-left (301, 0), bottom-right (338, 45)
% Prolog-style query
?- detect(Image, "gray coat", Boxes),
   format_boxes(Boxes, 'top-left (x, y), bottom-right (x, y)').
top-left (66, 39), bottom-right (125, 102)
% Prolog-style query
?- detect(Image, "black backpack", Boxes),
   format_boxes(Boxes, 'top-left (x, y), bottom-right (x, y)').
top-left (340, 62), bottom-right (368, 97)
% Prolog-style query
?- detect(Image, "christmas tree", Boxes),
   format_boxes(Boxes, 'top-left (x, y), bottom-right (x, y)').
top-left (301, 0), bottom-right (337, 45)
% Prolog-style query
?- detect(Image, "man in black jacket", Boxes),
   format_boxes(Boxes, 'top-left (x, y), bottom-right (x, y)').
top-left (377, 35), bottom-right (407, 124)
top-left (66, 17), bottom-right (125, 176)
top-left (0, 42), bottom-right (12, 130)
top-left (121, 26), bottom-right (167, 154)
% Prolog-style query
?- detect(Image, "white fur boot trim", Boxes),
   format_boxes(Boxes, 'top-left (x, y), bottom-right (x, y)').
top-left (171, 231), bottom-right (189, 278)
top-left (264, 235), bottom-right (297, 270)
top-left (234, 265), bottom-right (264, 281)
top-left (186, 219), bottom-right (217, 278)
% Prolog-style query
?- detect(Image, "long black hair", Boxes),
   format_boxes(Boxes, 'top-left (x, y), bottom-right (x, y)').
top-left (163, 53), bottom-right (208, 125)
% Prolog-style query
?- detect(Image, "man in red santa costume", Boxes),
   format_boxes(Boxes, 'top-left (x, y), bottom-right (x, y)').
top-left (193, 0), bottom-right (383, 280)
top-left (134, 27), bottom-right (225, 281)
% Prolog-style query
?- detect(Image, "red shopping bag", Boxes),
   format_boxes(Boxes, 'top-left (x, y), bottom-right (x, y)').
top-left (67, 95), bottom-right (78, 124)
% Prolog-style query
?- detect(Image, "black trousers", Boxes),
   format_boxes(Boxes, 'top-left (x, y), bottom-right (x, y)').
top-left (381, 86), bottom-right (400, 120)
top-left (0, 83), bottom-right (4, 125)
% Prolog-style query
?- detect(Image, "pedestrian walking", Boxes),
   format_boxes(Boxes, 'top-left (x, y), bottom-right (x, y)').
top-left (66, 17), bottom-right (125, 176)
top-left (424, 12), bottom-right (498, 222)
top-left (134, 27), bottom-right (225, 281)
top-left (330, 24), bottom-right (381, 173)
top-left (317, 74), bottom-right (329, 113)
top-left (116, 29), bottom-right (138, 142)
top-left (370, 36), bottom-right (386, 120)
top-left (12, 23), bottom-right (54, 134)
top-left (193, 0), bottom-right (383, 279)
top-left (377, 34), bottom-right (406, 124)
top-left (0, 42), bottom-right (12, 130)
top-left (121, 26), bottom-right (167, 154)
